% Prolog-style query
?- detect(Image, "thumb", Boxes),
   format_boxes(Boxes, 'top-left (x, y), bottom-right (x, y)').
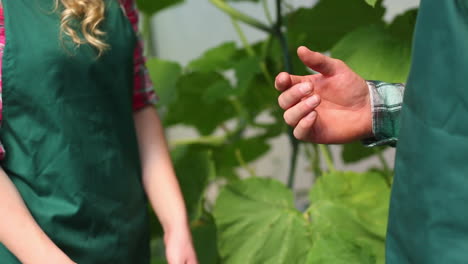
top-left (297, 46), bottom-right (337, 76)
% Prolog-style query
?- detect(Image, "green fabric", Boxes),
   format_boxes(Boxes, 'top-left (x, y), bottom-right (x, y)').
top-left (388, 0), bottom-right (468, 263)
top-left (0, 0), bottom-right (149, 263)
top-left (363, 80), bottom-right (405, 147)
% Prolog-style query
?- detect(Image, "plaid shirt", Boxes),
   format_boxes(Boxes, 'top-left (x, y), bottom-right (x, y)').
top-left (0, 0), bottom-right (157, 159)
top-left (363, 80), bottom-right (405, 147)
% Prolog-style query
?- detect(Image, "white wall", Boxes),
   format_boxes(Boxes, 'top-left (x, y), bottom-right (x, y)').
top-left (150, 0), bottom-right (420, 196)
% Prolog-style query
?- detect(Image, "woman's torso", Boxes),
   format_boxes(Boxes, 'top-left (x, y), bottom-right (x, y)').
top-left (0, 1), bottom-right (150, 263)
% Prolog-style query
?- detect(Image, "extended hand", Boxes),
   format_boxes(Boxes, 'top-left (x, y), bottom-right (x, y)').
top-left (275, 46), bottom-right (373, 143)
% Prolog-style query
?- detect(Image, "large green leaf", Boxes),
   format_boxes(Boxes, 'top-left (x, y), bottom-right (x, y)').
top-left (214, 177), bottom-right (312, 264)
top-left (331, 9), bottom-right (417, 83)
top-left (306, 171), bottom-right (390, 264)
top-left (287, 0), bottom-right (385, 52)
top-left (146, 58), bottom-right (182, 107)
top-left (164, 72), bottom-right (237, 135)
top-left (306, 231), bottom-right (375, 264)
top-left (136, 0), bottom-right (185, 16)
top-left (310, 171), bottom-right (390, 238)
top-left (306, 201), bottom-right (383, 264)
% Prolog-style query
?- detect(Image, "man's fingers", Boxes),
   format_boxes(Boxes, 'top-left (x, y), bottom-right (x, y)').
top-left (293, 111), bottom-right (317, 141)
top-left (278, 82), bottom-right (314, 109)
top-left (283, 94), bottom-right (320, 127)
top-left (297, 46), bottom-right (337, 76)
top-left (275, 72), bottom-right (306, 91)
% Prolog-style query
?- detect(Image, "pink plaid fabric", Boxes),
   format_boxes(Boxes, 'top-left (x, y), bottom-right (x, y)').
top-left (0, 0), bottom-right (157, 160)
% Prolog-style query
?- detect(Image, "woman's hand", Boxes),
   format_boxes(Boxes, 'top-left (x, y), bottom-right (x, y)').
top-left (275, 46), bottom-right (373, 143)
top-left (165, 228), bottom-right (198, 264)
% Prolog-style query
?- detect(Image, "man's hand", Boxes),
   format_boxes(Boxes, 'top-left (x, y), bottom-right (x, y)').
top-left (275, 46), bottom-right (373, 143)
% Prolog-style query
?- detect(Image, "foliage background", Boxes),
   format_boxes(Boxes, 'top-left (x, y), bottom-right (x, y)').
top-left (135, 0), bottom-right (418, 263)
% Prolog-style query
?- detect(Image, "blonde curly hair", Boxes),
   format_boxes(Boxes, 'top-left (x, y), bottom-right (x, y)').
top-left (55, 0), bottom-right (109, 55)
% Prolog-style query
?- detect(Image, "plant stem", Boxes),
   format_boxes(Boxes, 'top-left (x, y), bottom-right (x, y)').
top-left (274, 0), bottom-right (293, 73)
top-left (287, 137), bottom-right (299, 188)
top-left (210, 0), bottom-right (274, 34)
top-left (262, 0), bottom-right (274, 25)
top-left (375, 148), bottom-right (392, 186)
top-left (142, 14), bottom-right (156, 57)
top-left (170, 136), bottom-right (226, 148)
top-left (273, 0), bottom-right (298, 188)
top-left (319, 144), bottom-right (336, 173)
top-left (304, 144), bottom-right (322, 179)
top-left (231, 18), bottom-right (256, 57)
top-left (375, 148), bottom-right (390, 172)
top-left (313, 144), bottom-right (322, 177)
top-left (228, 98), bottom-right (249, 141)
top-left (231, 18), bottom-right (274, 87)
top-left (235, 149), bottom-right (256, 177)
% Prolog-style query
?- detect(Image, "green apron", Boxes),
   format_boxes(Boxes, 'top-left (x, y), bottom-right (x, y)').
top-left (0, 0), bottom-right (150, 263)
top-left (388, 0), bottom-right (468, 263)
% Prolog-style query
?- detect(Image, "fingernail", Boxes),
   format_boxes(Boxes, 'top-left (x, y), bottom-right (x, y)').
top-left (299, 83), bottom-right (312, 95)
top-left (305, 95), bottom-right (319, 107)
top-left (307, 111), bottom-right (317, 120)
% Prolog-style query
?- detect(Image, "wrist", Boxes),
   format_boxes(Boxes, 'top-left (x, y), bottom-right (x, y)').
top-left (163, 218), bottom-right (191, 236)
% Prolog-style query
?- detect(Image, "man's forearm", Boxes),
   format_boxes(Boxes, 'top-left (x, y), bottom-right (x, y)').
top-left (0, 169), bottom-right (74, 264)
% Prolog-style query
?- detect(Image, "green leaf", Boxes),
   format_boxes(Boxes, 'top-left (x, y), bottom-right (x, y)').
top-left (150, 238), bottom-right (167, 264)
top-left (172, 145), bottom-right (215, 219)
top-left (342, 142), bottom-right (387, 164)
top-left (164, 72), bottom-right (237, 135)
top-left (214, 177), bottom-right (312, 264)
top-left (146, 58), bottom-right (182, 107)
top-left (226, 0), bottom-right (260, 2)
top-left (306, 201), bottom-right (383, 264)
top-left (234, 57), bottom-right (262, 94)
top-left (188, 42), bottom-right (238, 72)
top-left (287, 0), bottom-right (385, 52)
top-left (238, 73), bottom-right (278, 117)
top-left (309, 171), bottom-right (390, 239)
top-left (213, 137), bottom-right (270, 175)
top-left (203, 79), bottom-right (236, 104)
top-left (136, 0), bottom-right (185, 16)
top-left (191, 214), bottom-right (221, 264)
top-left (388, 9), bottom-right (418, 42)
top-left (331, 24), bottom-right (412, 83)
top-left (365, 0), bottom-right (377, 7)
top-left (306, 171), bottom-right (391, 264)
